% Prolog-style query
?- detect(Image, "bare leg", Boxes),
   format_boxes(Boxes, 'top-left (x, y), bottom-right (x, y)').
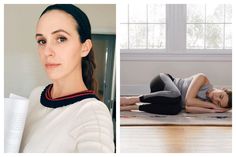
top-left (120, 104), bottom-right (139, 111)
top-left (120, 96), bottom-right (140, 106)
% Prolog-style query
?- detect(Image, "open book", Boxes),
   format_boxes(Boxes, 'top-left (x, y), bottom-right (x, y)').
top-left (4, 94), bottom-right (29, 153)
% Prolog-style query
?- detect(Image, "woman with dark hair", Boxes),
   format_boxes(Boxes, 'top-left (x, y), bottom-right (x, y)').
top-left (121, 73), bottom-right (231, 115)
top-left (20, 4), bottom-right (114, 153)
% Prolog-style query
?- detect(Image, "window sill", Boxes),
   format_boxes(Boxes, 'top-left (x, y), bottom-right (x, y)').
top-left (120, 49), bottom-right (232, 61)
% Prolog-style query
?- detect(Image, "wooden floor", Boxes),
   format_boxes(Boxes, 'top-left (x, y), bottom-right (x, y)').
top-left (120, 126), bottom-right (232, 153)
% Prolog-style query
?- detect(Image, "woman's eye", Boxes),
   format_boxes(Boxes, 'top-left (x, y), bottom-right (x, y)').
top-left (37, 40), bottom-right (46, 45)
top-left (57, 36), bottom-right (67, 43)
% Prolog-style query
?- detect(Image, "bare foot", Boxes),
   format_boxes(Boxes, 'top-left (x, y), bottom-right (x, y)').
top-left (120, 104), bottom-right (139, 111)
top-left (120, 96), bottom-right (140, 106)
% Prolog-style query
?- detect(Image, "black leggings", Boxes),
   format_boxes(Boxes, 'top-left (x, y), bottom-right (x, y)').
top-left (139, 73), bottom-right (182, 115)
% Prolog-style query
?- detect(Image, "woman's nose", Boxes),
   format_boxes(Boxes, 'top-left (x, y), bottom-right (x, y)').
top-left (44, 44), bottom-right (55, 57)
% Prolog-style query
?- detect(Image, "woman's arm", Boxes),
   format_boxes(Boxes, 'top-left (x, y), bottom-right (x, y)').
top-left (185, 73), bottom-right (217, 112)
top-left (185, 106), bottom-right (228, 113)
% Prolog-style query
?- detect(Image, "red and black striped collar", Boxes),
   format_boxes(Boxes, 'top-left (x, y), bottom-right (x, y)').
top-left (40, 84), bottom-right (98, 108)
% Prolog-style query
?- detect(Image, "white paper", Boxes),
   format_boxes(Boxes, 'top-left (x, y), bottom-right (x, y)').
top-left (4, 94), bottom-right (29, 153)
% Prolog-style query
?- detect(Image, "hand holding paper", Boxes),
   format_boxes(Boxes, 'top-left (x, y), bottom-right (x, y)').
top-left (4, 94), bottom-right (29, 153)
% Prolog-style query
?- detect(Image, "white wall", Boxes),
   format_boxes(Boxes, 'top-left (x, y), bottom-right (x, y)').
top-left (121, 59), bottom-right (232, 95)
top-left (4, 4), bottom-right (116, 97)
top-left (78, 5), bottom-right (116, 34)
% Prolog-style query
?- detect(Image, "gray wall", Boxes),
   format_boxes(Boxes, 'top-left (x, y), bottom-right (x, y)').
top-left (4, 4), bottom-right (116, 97)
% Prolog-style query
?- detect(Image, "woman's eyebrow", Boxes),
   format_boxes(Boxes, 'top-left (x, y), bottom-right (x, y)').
top-left (51, 29), bottom-right (71, 36)
top-left (35, 33), bottom-right (43, 37)
top-left (35, 29), bottom-right (71, 38)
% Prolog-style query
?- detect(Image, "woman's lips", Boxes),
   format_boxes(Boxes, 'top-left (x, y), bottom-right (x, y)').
top-left (45, 63), bottom-right (61, 69)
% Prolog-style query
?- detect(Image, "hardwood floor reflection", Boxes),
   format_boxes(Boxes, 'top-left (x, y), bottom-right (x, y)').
top-left (120, 126), bottom-right (232, 153)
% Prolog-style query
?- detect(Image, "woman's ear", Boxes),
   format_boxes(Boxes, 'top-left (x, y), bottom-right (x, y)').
top-left (81, 39), bottom-right (92, 57)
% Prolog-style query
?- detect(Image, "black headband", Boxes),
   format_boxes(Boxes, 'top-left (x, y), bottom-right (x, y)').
top-left (40, 4), bottom-right (91, 43)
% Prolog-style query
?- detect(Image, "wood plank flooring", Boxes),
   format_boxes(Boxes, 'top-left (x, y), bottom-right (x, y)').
top-left (120, 126), bottom-right (232, 153)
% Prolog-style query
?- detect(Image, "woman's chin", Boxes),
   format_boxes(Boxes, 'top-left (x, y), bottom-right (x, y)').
top-left (46, 72), bottom-right (63, 81)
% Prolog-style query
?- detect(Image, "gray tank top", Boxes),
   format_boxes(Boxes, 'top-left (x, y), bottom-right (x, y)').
top-left (174, 76), bottom-right (213, 107)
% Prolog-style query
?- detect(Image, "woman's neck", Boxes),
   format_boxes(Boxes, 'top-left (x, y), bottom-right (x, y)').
top-left (51, 72), bottom-right (88, 99)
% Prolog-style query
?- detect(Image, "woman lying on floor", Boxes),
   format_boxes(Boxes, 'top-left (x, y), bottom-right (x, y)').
top-left (120, 73), bottom-right (232, 115)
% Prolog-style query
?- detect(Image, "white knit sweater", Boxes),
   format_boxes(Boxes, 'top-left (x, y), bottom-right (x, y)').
top-left (20, 86), bottom-right (114, 153)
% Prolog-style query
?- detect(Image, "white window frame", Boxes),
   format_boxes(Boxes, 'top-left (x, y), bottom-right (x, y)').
top-left (120, 4), bottom-right (232, 61)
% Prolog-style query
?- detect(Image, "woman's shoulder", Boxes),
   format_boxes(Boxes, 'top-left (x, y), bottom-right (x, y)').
top-left (28, 86), bottom-right (46, 105)
top-left (78, 98), bottom-right (110, 113)
top-left (26, 86), bottom-right (46, 111)
top-left (192, 73), bottom-right (210, 84)
top-left (29, 86), bottom-right (45, 99)
top-left (71, 98), bottom-right (112, 122)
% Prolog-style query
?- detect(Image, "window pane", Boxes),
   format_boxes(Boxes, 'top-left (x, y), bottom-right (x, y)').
top-left (206, 4), bottom-right (224, 23)
top-left (225, 4), bottom-right (232, 23)
top-left (187, 4), bottom-right (205, 23)
top-left (148, 4), bottom-right (165, 23)
top-left (225, 24), bottom-right (232, 49)
top-left (120, 24), bottom-right (128, 49)
top-left (206, 24), bottom-right (223, 49)
top-left (187, 24), bottom-right (204, 49)
top-left (120, 4), bottom-right (166, 50)
top-left (148, 24), bottom-right (165, 49)
top-left (129, 4), bottom-right (147, 23)
top-left (120, 4), bottom-right (128, 23)
top-left (129, 24), bottom-right (147, 49)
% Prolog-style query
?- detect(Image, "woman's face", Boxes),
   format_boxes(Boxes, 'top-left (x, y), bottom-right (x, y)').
top-left (208, 89), bottom-right (229, 108)
top-left (36, 10), bottom-right (87, 81)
